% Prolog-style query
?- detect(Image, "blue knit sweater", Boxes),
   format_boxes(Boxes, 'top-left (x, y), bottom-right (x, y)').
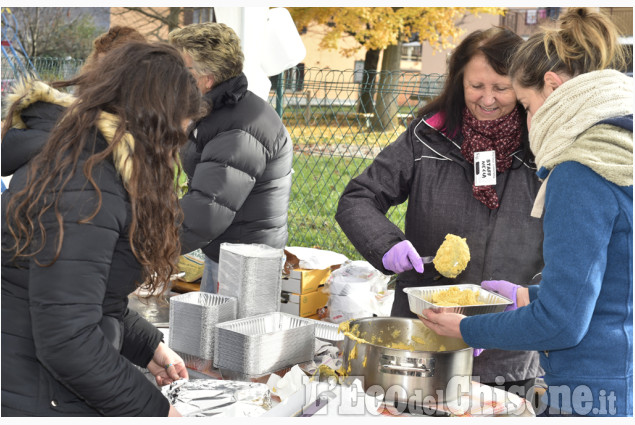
top-left (461, 161), bottom-right (633, 416)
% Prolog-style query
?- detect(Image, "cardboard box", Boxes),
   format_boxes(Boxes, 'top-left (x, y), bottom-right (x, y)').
top-left (281, 268), bottom-right (331, 294)
top-left (280, 288), bottom-right (330, 317)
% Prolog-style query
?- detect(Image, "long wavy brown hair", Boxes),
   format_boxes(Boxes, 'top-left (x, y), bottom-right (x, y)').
top-left (3, 42), bottom-right (203, 295)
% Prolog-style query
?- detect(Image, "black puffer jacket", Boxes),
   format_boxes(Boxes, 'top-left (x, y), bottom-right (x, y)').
top-left (1, 81), bottom-right (169, 416)
top-left (179, 73), bottom-right (293, 261)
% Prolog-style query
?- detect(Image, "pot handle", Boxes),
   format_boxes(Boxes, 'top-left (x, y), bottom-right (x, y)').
top-left (379, 361), bottom-right (435, 377)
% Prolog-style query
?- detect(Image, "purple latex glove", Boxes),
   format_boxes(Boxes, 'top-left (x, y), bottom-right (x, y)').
top-left (481, 280), bottom-right (520, 312)
top-left (473, 348), bottom-right (484, 357)
top-left (382, 240), bottom-right (424, 274)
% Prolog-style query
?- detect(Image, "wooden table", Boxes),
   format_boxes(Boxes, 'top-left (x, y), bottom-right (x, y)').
top-left (170, 279), bottom-right (201, 293)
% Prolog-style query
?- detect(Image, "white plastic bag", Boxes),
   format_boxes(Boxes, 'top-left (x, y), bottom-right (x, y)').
top-left (326, 261), bottom-right (393, 323)
top-left (284, 246), bottom-right (348, 270)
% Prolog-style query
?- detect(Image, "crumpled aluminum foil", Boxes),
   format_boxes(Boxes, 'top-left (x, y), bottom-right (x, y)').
top-left (162, 379), bottom-right (272, 417)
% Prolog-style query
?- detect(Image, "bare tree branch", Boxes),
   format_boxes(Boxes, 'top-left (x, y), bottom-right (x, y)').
top-left (5, 8), bottom-right (99, 58)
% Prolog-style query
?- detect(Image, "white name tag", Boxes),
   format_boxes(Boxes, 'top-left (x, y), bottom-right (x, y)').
top-left (474, 150), bottom-right (496, 186)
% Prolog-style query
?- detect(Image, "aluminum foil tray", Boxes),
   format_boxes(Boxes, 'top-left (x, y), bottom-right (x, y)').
top-left (306, 319), bottom-right (344, 343)
top-left (169, 292), bottom-right (237, 361)
top-left (404, 284), bottom-right (512, 316)
top-left (214, 312), bottom-right (315, 376)
top-left (307, 318), bottom-right (345, 353)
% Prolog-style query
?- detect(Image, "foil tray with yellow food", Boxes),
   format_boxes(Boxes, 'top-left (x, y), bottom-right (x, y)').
top-left (404, 284), bottom-right (513, 316)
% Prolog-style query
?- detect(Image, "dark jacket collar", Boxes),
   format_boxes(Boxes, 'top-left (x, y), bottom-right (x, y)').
top-left (417, 111), bottom-right (534, 171)
top-left (593, 114), bottom-right (633, 132)
top-left (204, 72), bottom-right (249, 111)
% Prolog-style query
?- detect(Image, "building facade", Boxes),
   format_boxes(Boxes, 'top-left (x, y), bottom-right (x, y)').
top-left (109, 7), bottom-right (633, 75)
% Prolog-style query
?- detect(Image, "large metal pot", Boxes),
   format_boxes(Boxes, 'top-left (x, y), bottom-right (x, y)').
top-left (342, 317), bottom-right (473, 403)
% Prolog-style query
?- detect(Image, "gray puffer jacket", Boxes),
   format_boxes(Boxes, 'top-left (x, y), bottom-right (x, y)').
top-left (336, 113), bottom-right (545, 383)
top-left (179, 73), bottom-right (293, 261)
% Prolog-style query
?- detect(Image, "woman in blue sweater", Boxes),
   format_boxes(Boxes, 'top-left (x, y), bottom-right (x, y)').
top-left (420, 8), bottom-right (633, 417)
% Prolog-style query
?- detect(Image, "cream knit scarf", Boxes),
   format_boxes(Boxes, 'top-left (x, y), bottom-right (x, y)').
top-left (529, 69), bottom-right (633, 218)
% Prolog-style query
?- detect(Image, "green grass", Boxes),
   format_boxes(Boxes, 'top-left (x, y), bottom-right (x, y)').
top-left (276, 99), bottom-right (415, 261)
top-left (288, 152), bottom-right (407, 261)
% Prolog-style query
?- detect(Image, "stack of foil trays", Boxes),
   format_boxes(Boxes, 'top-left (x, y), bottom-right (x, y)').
top-left (169, 292), bottom-right (237, 370)
top-left (217, 243), bottom-right (285, 319)
top-left (214, 312), bottom-right (316, 377)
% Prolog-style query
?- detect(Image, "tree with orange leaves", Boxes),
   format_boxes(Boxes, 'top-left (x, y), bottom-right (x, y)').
top-left (288, 7), bottom-right (506, 130)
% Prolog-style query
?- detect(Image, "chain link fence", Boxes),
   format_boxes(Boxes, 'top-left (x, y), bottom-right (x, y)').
top-left (1, 56), bottom-right (84, 92)
top-left (269, 67), bottom-right (445, 259)
top-left (2, 58), bottom-right (446, 260)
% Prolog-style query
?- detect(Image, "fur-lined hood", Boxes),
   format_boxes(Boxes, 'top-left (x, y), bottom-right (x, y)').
top-left (5, 79), bottom-right (76, 129)
top-left (3, 79), bottom-right (133, 183)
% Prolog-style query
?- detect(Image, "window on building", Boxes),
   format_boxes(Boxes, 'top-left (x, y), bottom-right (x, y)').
top-left (353, 60), bottom-right (365, 84)
top-left (401, 43), bottom-right (422, 62)
top-left (500, 11), bottom-right (518, 32)
top-left (401, 31), bottom-right (422, 62)
top-left (192, 8), bottom-right (214, 24)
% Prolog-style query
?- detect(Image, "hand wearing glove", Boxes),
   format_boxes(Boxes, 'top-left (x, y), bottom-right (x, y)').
top-left (382, 240), bottom-right (424, 274)
top-left (481, 280), bottom-right (521, 312)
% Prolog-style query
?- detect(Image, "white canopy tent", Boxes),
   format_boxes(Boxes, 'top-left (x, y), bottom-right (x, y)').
top-left (214, 7), bottom-right (306, 101)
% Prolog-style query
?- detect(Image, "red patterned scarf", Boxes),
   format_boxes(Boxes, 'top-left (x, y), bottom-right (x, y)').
top-left (461, 106), bottom-right (522, 209)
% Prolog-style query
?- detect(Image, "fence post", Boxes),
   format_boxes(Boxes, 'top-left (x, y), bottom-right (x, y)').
top-left (303, 89), bottom-right (312, 124)
top-left (275, 71), bottom-right (285, 117)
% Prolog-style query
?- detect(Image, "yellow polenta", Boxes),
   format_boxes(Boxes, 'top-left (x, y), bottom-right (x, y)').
top-left (431, 286), bottom-right (484, 307)
top-left (339, 320), bottom-right (443, 352)
top-left (433, 234), bottom-right (470, 278)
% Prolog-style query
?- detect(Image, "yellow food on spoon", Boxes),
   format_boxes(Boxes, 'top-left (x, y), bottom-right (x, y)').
top-left (433, 234), bottom-right (470, 278)
top-left (432, 286), bottom-right (484, 306)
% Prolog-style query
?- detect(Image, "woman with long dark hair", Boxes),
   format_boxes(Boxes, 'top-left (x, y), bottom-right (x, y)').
top-left (336, 26), bottom-right (544, 395)
top-left (1, 42), bottom-right (203, 416)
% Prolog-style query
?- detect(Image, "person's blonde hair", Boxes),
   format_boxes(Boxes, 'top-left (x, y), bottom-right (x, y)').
top-left (510, 7), bottom-right (627, 90)
top-left (168, 22), bottom-right (244, 86)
